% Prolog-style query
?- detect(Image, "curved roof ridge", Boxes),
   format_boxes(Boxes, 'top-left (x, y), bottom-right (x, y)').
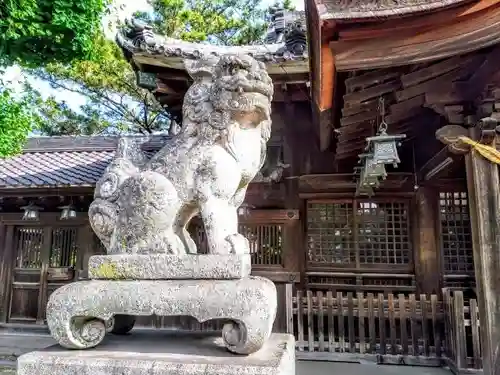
top-left (116, 14), bottom-right (308, 64)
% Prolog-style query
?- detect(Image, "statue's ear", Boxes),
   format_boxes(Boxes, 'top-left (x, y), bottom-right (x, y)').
top-left (184, 55), bottom-right (219, 80)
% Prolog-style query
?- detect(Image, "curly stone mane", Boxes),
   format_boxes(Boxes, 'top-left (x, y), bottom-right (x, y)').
top-left (180, 54), bottom-right (273, 164)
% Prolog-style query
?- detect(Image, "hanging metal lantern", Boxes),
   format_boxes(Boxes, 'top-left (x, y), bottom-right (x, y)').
top-left (237, 203), bottom-right (255, 218)
top-left (359, 153), bottom-right (387, 180)
top-left (360, 168), bottom-right (381, 188)
top-left (356, 182), bottom-right (374, 197)
top-left (59, 204), bottom-right (77, 220)
top-left (366, 125), bottom-right (406, 167)
top-left (354, 97), bottom-right (406, 197)
top-left (21, 202), bottom-right (42, 221)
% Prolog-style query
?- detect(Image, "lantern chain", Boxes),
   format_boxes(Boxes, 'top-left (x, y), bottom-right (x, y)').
top-left (378, 97), bottom-right (388, 134)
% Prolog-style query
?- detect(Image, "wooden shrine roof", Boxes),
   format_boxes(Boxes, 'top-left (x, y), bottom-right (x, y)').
top-left (116, 11), bottom-right (309, 76)
top-left (313, 0), bottom-right (475, 20)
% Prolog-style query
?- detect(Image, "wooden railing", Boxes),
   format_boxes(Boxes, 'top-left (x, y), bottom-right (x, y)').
top-left (442, 289), bottom-right (482, 374)
top-left (288, 289), bottom-right (444, 365)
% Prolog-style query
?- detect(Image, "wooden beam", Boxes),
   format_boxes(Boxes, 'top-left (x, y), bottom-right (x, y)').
top-left (344, 81), bottom-right (400, 105)
top-left (454, 45), bottom-right (500, 99)
top-left (317, 43), bottom-right (335, 152)
top-left (400, 55), bottom-right (483, 102)
top-left (418, 146), bottom-right (462, 181)
top-left (345, 70), bottom-right (400, 93)
top-left (319, 44), bottom-right (335, 111)
top-left (464, 125), bottom-right (500, 375)
top-left (273, 87), bottom-right (310, 102)
top-left (298, 173), bottom-right (411, 192)
top-left (413, 187), bottom-right (441, 295)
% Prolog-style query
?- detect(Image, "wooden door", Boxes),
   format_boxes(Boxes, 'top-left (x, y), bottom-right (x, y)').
top-left (5, 225), bottom-right (79, 324)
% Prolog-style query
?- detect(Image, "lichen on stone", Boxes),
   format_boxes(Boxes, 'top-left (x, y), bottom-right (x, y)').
top-left (95, 262), bottom-right (124, 279)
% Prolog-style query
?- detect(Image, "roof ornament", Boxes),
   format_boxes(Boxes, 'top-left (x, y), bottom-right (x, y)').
top-left (115, 10), bottom-right (308, 64)
top-left (115, 19), bottom-right (156, 54)
top-left (265, 7), bottom-right (308, 59)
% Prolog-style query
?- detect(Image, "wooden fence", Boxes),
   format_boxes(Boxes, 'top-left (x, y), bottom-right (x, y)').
top-left (289, 289), bottom-right (444, 365)
top-left (442, 289), bottom-right (482, 374)
top-left (287, 288), bottom-right (484, 373)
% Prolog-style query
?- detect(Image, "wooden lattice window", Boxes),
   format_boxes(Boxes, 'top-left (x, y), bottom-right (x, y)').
top-left (239, 223), bottom-right (283, 266)
top-left (307, 200), bottom-right (412, 269)
top-left (440, 192), bottom-right (474, 276)
top-left (49, 228), bottom-right (78, 268)
top-left (189, 219), bottom-right (284, 266)
top-left (15, 227), bottom-right (44, 269)
top-left (307, 202), bottom-right (355, 264)
top-left (357, 201), bottom-right (411, 265)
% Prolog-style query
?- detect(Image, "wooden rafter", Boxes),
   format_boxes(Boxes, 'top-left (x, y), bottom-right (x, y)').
top-left (427, 45), bottom-right (500, 105)
top-left (334, 49), bottom-right (488, 162)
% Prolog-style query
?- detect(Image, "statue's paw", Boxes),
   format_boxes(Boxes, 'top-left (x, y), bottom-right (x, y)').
top-left (225, 233), bottom-right (250, 255)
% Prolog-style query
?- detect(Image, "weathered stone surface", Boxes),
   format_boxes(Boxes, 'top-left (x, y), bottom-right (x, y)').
top-left (88, 54), bottom-right (274, 256)
top-left (17, 332), bottom-right (295, 375)
top-left (88, 253), bottom-right (251, 280)
top-left (46, 277), bottom-right (276, 355)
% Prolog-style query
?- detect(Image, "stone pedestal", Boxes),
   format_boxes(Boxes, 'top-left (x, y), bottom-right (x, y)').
top-left (17, 332), bottom-right (295, 375)
top-left (46, 276), bottom-right (277, 355)
top-left (88, 253), bottom-right (252, 279)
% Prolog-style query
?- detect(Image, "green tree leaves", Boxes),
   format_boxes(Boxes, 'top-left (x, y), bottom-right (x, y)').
top-left (0, 0), bottom-right (109, 67)
top-left (0, 89), bottom-right (38, 158)
top-left (28, 35), bottom-right (171, 135)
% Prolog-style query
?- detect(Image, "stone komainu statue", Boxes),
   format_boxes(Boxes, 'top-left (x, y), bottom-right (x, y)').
top-left (89, 54), bottom-right (274, 256)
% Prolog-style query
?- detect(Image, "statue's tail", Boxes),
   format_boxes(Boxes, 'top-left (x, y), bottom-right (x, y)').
top-left (89, 138), bottom-right (147, 250)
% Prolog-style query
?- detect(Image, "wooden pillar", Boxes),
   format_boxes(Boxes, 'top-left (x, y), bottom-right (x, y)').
top-left (414, 187), bottom-right (441, 295)
top-left (464, 126), bottom-right (500, 375)
top-left (0, 223), bottom-right (7, 322)
top-left (282, 99), bottom-right (303, 285)
top-left (0, 225), bottom-right (14, 323)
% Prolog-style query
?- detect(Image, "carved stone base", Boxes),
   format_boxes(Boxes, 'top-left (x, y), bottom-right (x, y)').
top-left (17, 332), bottom-right (295, 375)
top-left (46, 277), bottom-right (277, 355)
top-left (88, 254), bottom-right (251, 280)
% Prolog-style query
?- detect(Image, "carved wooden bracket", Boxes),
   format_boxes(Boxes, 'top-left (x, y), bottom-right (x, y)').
top-left (435, 125), bottom-right (470, 154)
top-left (478, 116), bottom-right (498, 145)
top-left (436, 117), bottom-right (500, 156)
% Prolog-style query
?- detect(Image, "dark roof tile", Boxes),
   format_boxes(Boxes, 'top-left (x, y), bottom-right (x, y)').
top-left (0, 146), bottom-right (116, 189)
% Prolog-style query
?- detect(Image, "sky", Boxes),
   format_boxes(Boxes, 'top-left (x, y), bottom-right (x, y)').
top-left (2, 0), bottom-right (305, 110)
